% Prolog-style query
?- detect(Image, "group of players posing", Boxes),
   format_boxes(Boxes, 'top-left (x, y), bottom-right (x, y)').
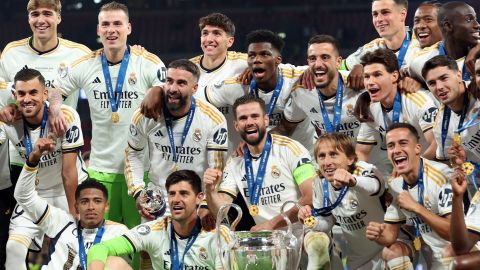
top-left (1, 0), bottom-right (480, 269)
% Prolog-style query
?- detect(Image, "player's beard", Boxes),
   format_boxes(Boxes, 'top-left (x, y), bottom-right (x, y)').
top-left (165, 92), bottom-right (188, 114)
top-left (315, 69), bottom-right (335, 89)
top-left (240, 126), bottom-right (267, 146)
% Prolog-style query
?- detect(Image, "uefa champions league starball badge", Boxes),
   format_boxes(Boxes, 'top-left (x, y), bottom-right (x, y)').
top-left (139, 183), bottom-right (167, 218)
top-left (304, 216), bottom-right (316, 228)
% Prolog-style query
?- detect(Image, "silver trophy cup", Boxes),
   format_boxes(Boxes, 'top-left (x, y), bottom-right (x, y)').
top-left (216, 201), bottom-right (303, 270)
top-left (138, 183), bottom-right (167, 218)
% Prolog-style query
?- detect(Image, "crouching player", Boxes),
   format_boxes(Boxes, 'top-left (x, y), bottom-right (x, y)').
top-left (299, 133), bottom-right (412, 269)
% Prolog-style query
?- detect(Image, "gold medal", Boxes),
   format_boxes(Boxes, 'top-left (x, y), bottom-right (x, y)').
top-left (249, 205), bottom-right (259, 216)
top-left (462, 162), bottom-right (474, 175)
top-left (304, 216), bottom-right (317, 228)
top-left (453, 133), bottom-right (461, 145)
top-left (413, 237), bottom-right (421, 251)
top-left (111, 112), bottom-right (120, 123)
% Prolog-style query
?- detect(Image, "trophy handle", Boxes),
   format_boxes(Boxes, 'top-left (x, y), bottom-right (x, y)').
top-left (280, 200), bottom-right (301, 236)
top-left (216, 203), bottom-right (242, 270)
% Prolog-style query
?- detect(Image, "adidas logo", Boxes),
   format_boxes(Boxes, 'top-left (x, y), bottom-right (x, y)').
top-left (92, 77), bottom-right (101, 84)
top-left (310, 107), bottom-right (318, 114)
top-left (21, 65), bottom-right (29, 70)
top-left (154, 129), bottom-right (164, 137)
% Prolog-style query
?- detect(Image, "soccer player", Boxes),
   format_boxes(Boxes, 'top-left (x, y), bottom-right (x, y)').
top-left (54, 1), bottom-right (167, 228)
top-left (14, 137), bottom-right (128, 270)
top-left (0, 68), bottom-right (87, 269)
top-left (366, 123), bottom-right (454, 269)
top-left (87, 170), bottom-right (229, 270)
top-left (355, 48), bottom-right (438, 162)
top-left (297, 133), bottom-right (412, 270)
top-left (409, 1), bottom-right (480, 82)
top-left (204, 95), bottom-right (316, 231)
top-left (412, 1), bottom-right (442, 50)
top-left (125, 59), bottom-right (227, 219)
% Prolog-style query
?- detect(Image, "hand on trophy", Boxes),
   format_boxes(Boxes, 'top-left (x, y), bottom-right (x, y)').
top-left (136, 183), bottom-right (167, 220)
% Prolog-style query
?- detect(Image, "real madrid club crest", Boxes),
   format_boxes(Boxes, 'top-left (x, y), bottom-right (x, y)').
top-left (346, 104), bottom-right (355, 117)
top-left (271, 165), bottom-right (280, 178)
top-left (199, 247), bottom-right (208, 261)
top-left (193, 128), bottom-right (202, 142)
top-left (57, 63), bottom-right (68, 78)
top-left (128, 72), bottom-right (137, 85)
top-left (349, 197), bottom-right (358, 209)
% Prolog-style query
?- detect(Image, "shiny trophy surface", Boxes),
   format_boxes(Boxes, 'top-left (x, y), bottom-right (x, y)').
top-left (138, 183), bottom-right (167, 218)
top-left (216, 201), bottom-right (303, 270)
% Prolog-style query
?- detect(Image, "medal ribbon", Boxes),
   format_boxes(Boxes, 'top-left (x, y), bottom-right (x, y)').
top-left (466, 160), bottom-right (480, 191)
top-left (317, 75), bottom-right (344, 133)
top-left (23, 103), bottom-right (48, 156)
top-left (170, 217), bottom-right (201, 270)
top-left (402, 158), bottom-right (424, 243)
top-left (78, 222), bottom-right (105, 270)
top-left (244, 133), bottom-right (272, 206)
top-left (101, 46), bottom-right (130, 114)
top-left (396, 28), bottom-right (411, 68)
top-left (454, 103), bottom-right (480, 134)
top-left (249, 69), bottom-right (283, 118)
top-left (441, 93), bottom-right (468, 157)
top-left (165, 97), bottom-right (196, 163)
top-left (438, 42), bottom-right (470, 81)
top-left (311, 180), bottom-right (349, 217)
top-left (382, 91), bottom-right (402, 129)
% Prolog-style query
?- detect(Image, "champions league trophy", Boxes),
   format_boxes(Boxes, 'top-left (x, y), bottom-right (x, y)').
top-left (138, 183), bottom-right (167, 218)
top-left (216, 201), bottom-right (303, 270)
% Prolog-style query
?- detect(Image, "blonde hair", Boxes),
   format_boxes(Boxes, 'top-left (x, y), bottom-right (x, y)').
top-left (314, 133), bottom-right (358, 173)
top-left (27, 0), bottom-right (61, 14)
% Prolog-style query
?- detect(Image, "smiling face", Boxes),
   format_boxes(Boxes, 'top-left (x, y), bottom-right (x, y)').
top-left (307, 42), bottom-right (341, 88)
top-left (315, 140), bottom-right (355, 182)
top-left (425, 66), bottom-right (463, 106)
top-left (97, 9), bottom-right (131, 52)
top-left (234, 102), bottom-right (269, 146)
top-left (28, 6), bottom-right (61, 43)
top-left (168, 181), bottom-right (203, 223)
top-left (14, 77), bottom-right (48, 123)
top-left (413, 5), bottom-right (442, 48)
top-left (247, 42), bottom-right (282, 88)
top-left (163, 68), bottom-right (198, 116)
top-left (449, 4), bottom-right (480, 48)
top-left (363, 63), bottom-right (399, 103)
top-left (386, 127), bottom-right (421, 176)
top-left (76, 188), bottom-right (109, 229)
top-left (200, 25), bottom-right (234, 58)
top-left (372, 0), bottom-right (407, 39)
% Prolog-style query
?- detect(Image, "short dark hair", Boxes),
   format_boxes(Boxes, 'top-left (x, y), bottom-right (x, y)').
top-left (438, 2), bottom-right (471, 32)
top-left (418, 0), bottom-right (441, 9)
top-left (308, 35), bottom-right (340, 54)
top-left (165, 170), bottom-right (202, 195)
top-left (14, 68), bottom-right (46, 86)
top-left (421, 55), bottom-right (459, 79)
top-left (372, 0), bottom-right (408, 9)
top-left (168, 59), bottom-right (200, 82)
top-left (386, 122), bottom-right (420, 142)
top-left (360, 48), bottom-right (399, 73)
top-left (199, 13), bottom-right (235, 36)
top-left (246, 29), bottom-right (285, 53)
top-left (233, 95), bottom-right (266, 119)
top-left (99, 1), bottom-right (129, 20)
top-left (75, 179), bottom-right (108, 200)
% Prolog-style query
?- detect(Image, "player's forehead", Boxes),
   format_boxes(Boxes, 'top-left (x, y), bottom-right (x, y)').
top-left (201, 24), bottom-right (228, 34)
top-left (363, 63), bottom-right (389, 74)
top-left (425, 66), bottom-right (455, 81)
top-left (414, 5), bottom-right (437, 19)
top-left (372, 0), bottom-right (398, 12)
top-left (316, 140), bottom-right (339, 154)
top-left (167, 68), bottom-right (194, 81)
top-left (167, 181), bottom-right (194, 193)
top-left (247, 42), bottom-right (275, 53)
top-left (386, 128), bottom-right (414, 143)
top-left (308, 42), bottom-right (336, 56)
top-left (15, 78), bottom-right (44, 91)
top-left (29, 6), bottom-right (57, 14)
top-left (78, 188), bottom-right (106, 200)
top-left (98, 9), bottom-right (128, 23)
top-left (236, 102), bottom-right (263, 116)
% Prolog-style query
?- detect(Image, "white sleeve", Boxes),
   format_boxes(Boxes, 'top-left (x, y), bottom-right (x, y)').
top-left (354, 166), bottom-right (385, 196)
top-left (205, 79), bottom-right (247, 107)
top-left (125, 110), bottom-right (148, 197)
top-left (437, 183), bottom-right (453, 217)
top-left (416, 94), bottom-right (438, 133)
top-left (218, 158), bottom-right (240, 198)
top-left (61, 107), bottom-right (84, 151)
top-left (145, 53), bottom-right (167, 87)
top-left (283, 92), bottom-right (307, 123)
top-left (56, 61), bottom-right (86, 98)
top-left (345, 46), bottom-right (365, 71)
top-left (356, 123), bottom-right (377, 145)
top-left (207, 118), bottom-right (228, 171)
top-left (384, 195), bottom-right (407, 224)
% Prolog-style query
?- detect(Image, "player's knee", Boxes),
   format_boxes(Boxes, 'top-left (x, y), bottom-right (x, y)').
top-left (106, 256), bottom-right (133, 270)
top-left (382, 242), bottom-right (410, 261)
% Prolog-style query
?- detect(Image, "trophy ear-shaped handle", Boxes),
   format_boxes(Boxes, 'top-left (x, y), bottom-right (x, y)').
top-left (216, 203), bottom-right (242, 270)
top-left (280, 200), bottom-right (301, 236)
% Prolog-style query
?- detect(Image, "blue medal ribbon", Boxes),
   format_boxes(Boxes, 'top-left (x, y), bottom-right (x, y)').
top-left (165, 97), bottom-right (196, 164)
top-left (466, 160), bottom-right (480, 191)
top-left (454, 103), bottom-right (480, 134)
top-left (438, 42), bottom-right (470, 81)
top-left (382, 91), bottom-right (402, 129)
top-left (249, 69), bottom-right (283, 118)
top-left (78, 222), bottom-right (105, 270)
top-left (244, 133), bottom-right (272, 206)
top-left (441, 93), bottom-right (468, 157)
top-left (402, 158), bottom-right (424, 243)
top-left (311, 179), bottom-right (349, 217)
top-left (317, 75), bottom-right (344, 133)
top-left (396, 28), bottom-right (411, 68)
top-left (170, 217), bottom-right (201, 270)
top-left (101, 47), bottom-right (130, 114)
top-left (23, 103), bottom-right (48, 156)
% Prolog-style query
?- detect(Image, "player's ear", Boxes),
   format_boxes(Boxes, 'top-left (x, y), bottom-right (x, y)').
top-left (275, 54), bottom-right (282, 66)
top-left (335, 56), bottom-right (343, 69)
top-left (127, 22), bottom-right (132, 35)
top-left (196, 192), bottom-right (204, 205)
top-left (226, 36), bottom-right (234, 49)
top-left (391, 70), bottom-right (400, 83)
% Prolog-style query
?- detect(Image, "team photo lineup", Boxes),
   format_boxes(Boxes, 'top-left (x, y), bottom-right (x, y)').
top-left (1, 0), bottom-right (480, 269)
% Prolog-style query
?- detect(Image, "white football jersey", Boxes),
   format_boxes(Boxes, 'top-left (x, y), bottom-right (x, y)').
top-left (357, 91), bottom-right (438, 151)
top-left (433, 96), bottom-right (480, 162)
top-left (312, 161), bottom-right (385, 269)
top-left (191, 51), bottom-right (248, 155)
top-left (205, 63), bottom-right (315, 150)
top-left (345, 33), bottom-right (421, 70)
top-left (124, 217), bottom-right (229, 270)
top-left (16, 164), bottom-right (128, 270)
top-left (219, 134), bottom-right (316, 225)
top-left (385, 158), bottom-right (453, 262)
top-left (57, 47), bottom-right (166, 174)
top-left (0, 104), bottom-right (87, 197)
top-left (0, 37), bottom-right (91, 108)
top-left (125, 98), bottom-right (228, 198)
top-left (466, 191), bottom-right (480, 236)
top-left (0, 80), bottom-right (12, 189)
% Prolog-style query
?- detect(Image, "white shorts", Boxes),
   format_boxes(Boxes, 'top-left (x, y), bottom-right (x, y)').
top-left (9, 195), bottom-right (68, 252)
